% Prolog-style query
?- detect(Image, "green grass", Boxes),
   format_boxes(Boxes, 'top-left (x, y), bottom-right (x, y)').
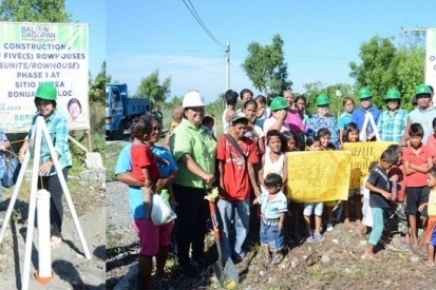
top-left (104, 142), bottom-right (125, 182)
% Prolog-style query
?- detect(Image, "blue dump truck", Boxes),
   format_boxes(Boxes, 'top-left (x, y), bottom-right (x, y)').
top-left (106, 83), bottom-right (150, 140)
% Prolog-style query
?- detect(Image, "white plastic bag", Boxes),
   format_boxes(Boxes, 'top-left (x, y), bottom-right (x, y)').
top-left (151, 194), bottom-right (177, 225)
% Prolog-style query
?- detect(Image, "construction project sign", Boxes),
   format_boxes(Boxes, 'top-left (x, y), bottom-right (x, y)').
top-left (343, 142), bottom-right (393, 189)
top-left (426, 28), bottom-right (436, 105)
top-left (286, 151), bottom-right (351, 202)
top-left (0, 22), bottom-right (90, 132)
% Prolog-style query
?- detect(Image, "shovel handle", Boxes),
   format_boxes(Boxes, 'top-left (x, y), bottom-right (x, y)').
top-left (208, 201), bottom-right (220, 240)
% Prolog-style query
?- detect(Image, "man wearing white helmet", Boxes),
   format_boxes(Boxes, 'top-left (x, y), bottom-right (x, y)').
top-left (169, 91), bottom-right (217, 281)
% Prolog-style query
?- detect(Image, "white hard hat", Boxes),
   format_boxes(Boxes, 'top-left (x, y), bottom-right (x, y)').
top-left (182, 91), bottom-right (206, 108)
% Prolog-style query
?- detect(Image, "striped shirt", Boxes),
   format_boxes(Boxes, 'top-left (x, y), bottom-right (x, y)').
top-left (26, 110), bottom-right (72, 176)
top-left (377, 109), bottom-right (408, 143)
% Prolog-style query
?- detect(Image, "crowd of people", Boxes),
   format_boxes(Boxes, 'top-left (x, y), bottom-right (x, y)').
top-left (115, 84), bottom-right (436, 289)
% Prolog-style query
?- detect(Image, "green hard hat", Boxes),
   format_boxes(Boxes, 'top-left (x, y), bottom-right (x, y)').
top-left (415, 84), bottom-right (431, 96)
top-left (384, 88), bottom-right (401, 100)
top-left (35, 82), bottom-right (57, 101)
top-left (270, 96), bottom-right (288, 111)
top-left (315, 93), bottom-right (330, 106)
top-left (357, 87), bottom-right (372, 99)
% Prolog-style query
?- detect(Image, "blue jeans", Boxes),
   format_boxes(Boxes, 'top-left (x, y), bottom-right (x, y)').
top-left (216, 198), bottom-right (250, 261)
top-left (260, 219), bottom-right (284, 252)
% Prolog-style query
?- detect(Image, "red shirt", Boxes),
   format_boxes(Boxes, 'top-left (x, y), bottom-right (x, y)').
top-left (216, 135), bottom-right (259, 201)
top-left (425, 134), bottom-right (436, 161)
top-left (403, 144), bottom-right (431, 187)
top-left (131, 143), bottom-right (160, 183)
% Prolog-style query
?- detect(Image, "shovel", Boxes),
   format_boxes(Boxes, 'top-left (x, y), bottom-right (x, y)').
top-left (205, 189), bottom-right (239, 290)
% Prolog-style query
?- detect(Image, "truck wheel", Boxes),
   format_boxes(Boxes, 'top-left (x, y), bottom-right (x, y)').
top-left (111, 121), bottom-right (125, 140)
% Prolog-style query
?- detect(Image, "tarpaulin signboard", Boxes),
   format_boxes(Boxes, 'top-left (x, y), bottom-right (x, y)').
top-left (0, 22), bottom-right (90, 132)
top-left (426, 28), bottom-right (436, 105)
top-left (286, 151), bottom-right (351, 202)
top-left (343, 142), bottom-right (393, 189)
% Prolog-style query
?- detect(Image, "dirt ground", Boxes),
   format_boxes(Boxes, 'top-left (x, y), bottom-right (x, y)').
top-left (0, 176), bottom-right (106, 290)
top-left (106, 181), bottom-right (436, 290)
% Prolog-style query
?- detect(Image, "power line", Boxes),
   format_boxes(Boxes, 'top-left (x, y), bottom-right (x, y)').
top-left (181, 0), bottom-right (226, 49)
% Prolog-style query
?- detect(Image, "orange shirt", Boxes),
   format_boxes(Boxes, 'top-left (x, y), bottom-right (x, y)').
top-left (403, 144), bottom-right (432, 187)
top-left (216, 135), bottom-right (259, 201)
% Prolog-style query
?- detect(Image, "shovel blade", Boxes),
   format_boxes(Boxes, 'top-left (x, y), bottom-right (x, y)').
top-left (212, 258), bottom-right (238, 290)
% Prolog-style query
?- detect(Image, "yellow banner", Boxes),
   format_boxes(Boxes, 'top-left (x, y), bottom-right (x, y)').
top-left (343, 142), bottom-right (393, 189)
top-left (286, 151), bottom-right (351, 202)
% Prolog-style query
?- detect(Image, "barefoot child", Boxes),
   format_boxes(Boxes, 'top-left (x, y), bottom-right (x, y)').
top-left (259, 130), bottom-right (287, 186)
top-left (282, 131), bottom-right (299, 152)
top-left (253, 173), bottom-right (288, 266)
top-left (360, 162), bottom-right (378, 235)
top-left (363, 149), bottom-right (399, 260)
top-left (418, 167), bottom-right (436, 267)
top-left (341, 122), bottom-right (362, 230)
top-left (387, 144), bottom-right (410, 246)
top-left (403, 123), bottom-right (434, 251)
top-left (317, 128), bottom-right (336, 231)
top-left (302, 136), bottom-right (325, 243)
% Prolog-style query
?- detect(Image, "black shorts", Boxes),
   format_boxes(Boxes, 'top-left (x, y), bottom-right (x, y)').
top-left (405, 186), bottom-right (429, 217)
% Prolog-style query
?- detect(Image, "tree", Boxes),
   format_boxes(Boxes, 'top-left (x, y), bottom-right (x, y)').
top-left (349, 36), bottom-right (424, 110)
top-left (0, 0), bottom-right (70, 22)
top-left (391, 47), bottom-right (425, 111)
top-left (349, 36), bottom-right (397, 108)
top-left (89, 61), bottom-right (109, 104)
top-left (303, 82), bottom-right (354, 117)
top-left (136, 70), bottom-right (171, 103)
top-left (242, 34), bottom-right (292, 93)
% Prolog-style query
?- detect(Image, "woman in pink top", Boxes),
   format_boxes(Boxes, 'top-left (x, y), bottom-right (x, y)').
top-left (263, 96), bottom-right (290, 134)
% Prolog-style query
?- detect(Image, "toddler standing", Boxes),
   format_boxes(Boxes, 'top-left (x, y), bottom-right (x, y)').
top-left (253, 173), bottom-right (288, 266)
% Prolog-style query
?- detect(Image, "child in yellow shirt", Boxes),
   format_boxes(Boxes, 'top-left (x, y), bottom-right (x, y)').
top-left (418, 166), bottom-right (436, 267)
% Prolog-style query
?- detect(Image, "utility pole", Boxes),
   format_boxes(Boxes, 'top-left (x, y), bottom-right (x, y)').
top-left (226, 41), bottom-right (230, 91)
